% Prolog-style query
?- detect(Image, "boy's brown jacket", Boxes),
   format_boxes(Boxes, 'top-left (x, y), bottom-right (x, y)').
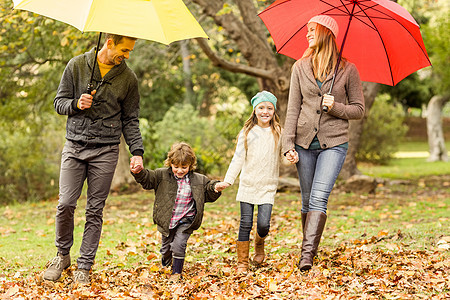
top-left (132, 167), bottom-right (221, 237)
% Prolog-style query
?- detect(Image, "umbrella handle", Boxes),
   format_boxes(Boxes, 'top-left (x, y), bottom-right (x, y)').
top-left (86, 83), bottom-right (95, 95)
top-left (86, 33), bottom-right (103, 96)
top-left (322, 92), bottom-right (331, 112)
top-left (322, 2), bottom-right (356, 113)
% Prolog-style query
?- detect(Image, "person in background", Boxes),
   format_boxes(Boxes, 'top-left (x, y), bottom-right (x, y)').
top-left (131, 142), bottom-right (221, 281)
top-left (44, 33), bottom-right (144, 284)
top-left (282, 15), bottom-right (365, 271)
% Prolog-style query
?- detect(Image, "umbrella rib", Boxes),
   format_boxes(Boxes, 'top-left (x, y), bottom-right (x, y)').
top-left (359, 2), bottom-right (431, 84)
top-left (356, 2), bottom-right (395, 85)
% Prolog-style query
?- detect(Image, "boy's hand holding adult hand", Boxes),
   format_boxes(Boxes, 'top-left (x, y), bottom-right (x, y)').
top-left (130, 156), bottom-right (144, 174)
top-left (214, 182), bottom-right (230, 193)
top-left (77, 90), bottom-right (96, 110)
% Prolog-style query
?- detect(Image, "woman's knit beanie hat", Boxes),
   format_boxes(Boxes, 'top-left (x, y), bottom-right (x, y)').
top-left (251, 90), bottom-right (277, 109)
top-left (308, 15), bottom-right (339, 38)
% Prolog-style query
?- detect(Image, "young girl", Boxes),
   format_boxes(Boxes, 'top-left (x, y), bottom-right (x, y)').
top-left (283, 15), bottom-right (365, 271)
top-left (215, 91), bottom-right (288, 274)
top-left (131, 142), bottom-right (221, 281)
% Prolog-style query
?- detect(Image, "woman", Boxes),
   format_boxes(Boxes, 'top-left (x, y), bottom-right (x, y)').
top-left (282, 15), bottom-right (365, 271)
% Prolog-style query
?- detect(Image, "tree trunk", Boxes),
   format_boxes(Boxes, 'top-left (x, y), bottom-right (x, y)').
top-left (110, 135), bottom-right (135, 191)
top-left (340, 82), bottom-right (379, 179)
top-left (426, 94), bottom-right (449, 162)
top-left (180, 40), bottom-right (194, 106)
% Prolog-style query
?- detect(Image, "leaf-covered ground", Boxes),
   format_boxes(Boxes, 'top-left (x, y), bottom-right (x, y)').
top-left (1, 175), bottom-right (449, 299)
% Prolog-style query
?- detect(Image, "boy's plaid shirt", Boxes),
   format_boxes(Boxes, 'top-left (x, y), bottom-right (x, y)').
top-left (169, 174), bottom-right (195, 229)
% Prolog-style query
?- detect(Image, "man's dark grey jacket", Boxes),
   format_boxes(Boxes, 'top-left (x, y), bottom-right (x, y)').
top-left (54, 47), bottom-right (144, 156)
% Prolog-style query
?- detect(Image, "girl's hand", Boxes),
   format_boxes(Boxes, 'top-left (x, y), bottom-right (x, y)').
top-left (214, 182), bottom-right (231, 193)
top-left (286, 149), bottom-right (299, 164)
top-left (322, 94), bottom-right (335, 111)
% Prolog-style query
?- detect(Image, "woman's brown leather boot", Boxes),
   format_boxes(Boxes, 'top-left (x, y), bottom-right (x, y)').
top-left (301, 212), bottom-right (307, 235)
top-left (298, 211), bottom-right (327, 271)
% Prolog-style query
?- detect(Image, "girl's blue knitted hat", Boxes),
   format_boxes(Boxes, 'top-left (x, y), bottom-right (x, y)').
top-left (250, 90), bottom-right (277, 109)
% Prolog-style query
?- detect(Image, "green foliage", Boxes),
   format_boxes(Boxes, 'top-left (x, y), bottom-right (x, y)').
top-left (0, 115), bottom-right (64, 204)
top-left (0, 2), bottom-right (96, 203)
top-left (380, 73), bottom-right (432, 109)
top-left (141, 97), bottom-right (249, 175)
top-left (422, 12), bottom-right (450, 95)
top-left (357, 94), bottom-right (409, 164)
top-left (127, 41), bottom-right (186, 123)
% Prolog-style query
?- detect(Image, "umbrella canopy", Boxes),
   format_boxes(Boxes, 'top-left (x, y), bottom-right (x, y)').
top-left (13, 0), bottom-right (208, 93)
top-left (258, 0), bottom-right (431, 86)
top-left (12, 0), bottom-right (208, 45)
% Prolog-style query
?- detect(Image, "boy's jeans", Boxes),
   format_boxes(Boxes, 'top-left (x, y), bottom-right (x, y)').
top-left (295, 144), bottom-right (347, 214)
top-left (160, 221), bottom-right (192, 261)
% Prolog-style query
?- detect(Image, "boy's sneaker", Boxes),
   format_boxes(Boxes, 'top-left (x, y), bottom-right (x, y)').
top-left (73, 268), bottom-right (90, 285)
top-left (43, 253), bottom-right (71, 281)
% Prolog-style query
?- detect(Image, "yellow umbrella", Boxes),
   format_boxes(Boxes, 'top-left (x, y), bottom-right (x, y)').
top-left (13, 0), bottom-right (208, 92)
top-left (12, 0), bottom-right (208, 44)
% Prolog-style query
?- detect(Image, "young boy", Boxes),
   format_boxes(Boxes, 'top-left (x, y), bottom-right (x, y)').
top-left (130, 142), bottom-right (221, 280)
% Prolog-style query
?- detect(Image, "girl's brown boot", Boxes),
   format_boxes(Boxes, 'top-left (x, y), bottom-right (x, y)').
top-left (253, 232), bottom-right (266, 265)
top-left (236, 240), bottom-right (250, 274)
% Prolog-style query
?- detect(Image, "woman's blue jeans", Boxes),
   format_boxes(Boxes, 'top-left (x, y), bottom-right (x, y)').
top-left (295, 144), bottom-right (347, 215)
top-left (238, 202), bottom-right (273, 241)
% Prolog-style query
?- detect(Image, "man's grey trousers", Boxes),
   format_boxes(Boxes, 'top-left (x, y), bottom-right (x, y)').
top-left (55, 140), bottom-right (119, 270)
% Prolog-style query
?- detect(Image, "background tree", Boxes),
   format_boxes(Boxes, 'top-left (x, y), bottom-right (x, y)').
top-left (190, 0), bottom-right (381, 178)
top-left (422, 4), bottom-right (449, 162)
top-left (383, 0), bottom-right (449, 162)
top-left (0, 1), bottom-right (94, 202)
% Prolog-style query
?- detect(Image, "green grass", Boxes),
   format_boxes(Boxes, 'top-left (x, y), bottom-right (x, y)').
top-left (0, 141), bottom-right (448, 277)
top-left (358, 141), bottom-right (450, 179)
top-left (359, 157), bottom-right (450, 178)
top-left (397, 140), bottom-right (450, 152)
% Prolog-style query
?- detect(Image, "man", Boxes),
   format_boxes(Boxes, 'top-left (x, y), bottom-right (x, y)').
top-left (44, 34), bottom-right (144, 284)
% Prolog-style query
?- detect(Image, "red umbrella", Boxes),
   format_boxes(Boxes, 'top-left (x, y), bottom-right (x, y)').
top-left (258, 0), bottom-right (431, 87)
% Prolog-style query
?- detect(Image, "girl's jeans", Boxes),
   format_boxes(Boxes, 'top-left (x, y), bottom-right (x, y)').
top-left (238, 202), bottom-right (273, 241)
top-left (295, 144), bottom-right (347, 215)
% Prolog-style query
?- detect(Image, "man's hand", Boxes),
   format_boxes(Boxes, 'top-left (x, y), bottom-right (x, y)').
top-left (130, 156), bottom-right (144, 174)
top-left (77, 90), bottom-right (96, 110)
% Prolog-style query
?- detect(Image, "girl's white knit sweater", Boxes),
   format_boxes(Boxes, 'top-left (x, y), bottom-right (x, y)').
top-left (224, 125), bottom-right (282, 205)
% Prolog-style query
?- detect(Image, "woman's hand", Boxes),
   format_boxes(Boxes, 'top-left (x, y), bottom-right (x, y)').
top-left (322, 94), bottom-right (335, 111)
top-left (285, 149), bottom-right (299, 164)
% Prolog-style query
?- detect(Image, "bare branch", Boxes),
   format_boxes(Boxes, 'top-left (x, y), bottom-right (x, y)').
top-left (236, 0), bottom-right (269, 46)
top-left (195, 38), bottom-right (275, 80)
